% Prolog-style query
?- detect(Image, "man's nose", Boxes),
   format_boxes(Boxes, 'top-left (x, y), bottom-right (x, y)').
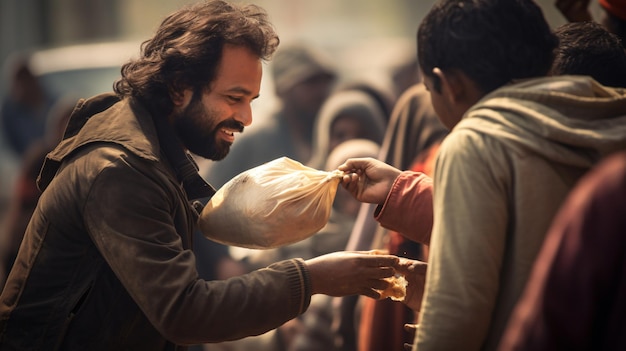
top-left (236, 104), bottom-right (253, 127)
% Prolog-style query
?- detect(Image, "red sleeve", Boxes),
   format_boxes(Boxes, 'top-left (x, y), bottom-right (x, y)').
top-left (374, 171), bottom-right (433, 245)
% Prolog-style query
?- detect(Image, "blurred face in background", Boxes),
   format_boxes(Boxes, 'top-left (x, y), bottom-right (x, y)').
top-left (329, 114), bottom-right (380, 152)
top-left (281, 73), bottom-right (336, 127)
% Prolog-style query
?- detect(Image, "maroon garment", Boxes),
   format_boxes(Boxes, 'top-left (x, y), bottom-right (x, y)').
top-left (358, 143), bottom-right (439, 351)
top-left (498, 151), bottom-right (626, 351)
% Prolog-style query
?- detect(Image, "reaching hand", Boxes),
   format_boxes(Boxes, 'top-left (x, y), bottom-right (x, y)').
top-left (305, 250), bottom-right (399, 299)
top-left (338, 157), bottom-right (402, 204)
top-left (394, 257), bottom-right (428, 312)
top-left (555, 0), bottom-right (592, 22)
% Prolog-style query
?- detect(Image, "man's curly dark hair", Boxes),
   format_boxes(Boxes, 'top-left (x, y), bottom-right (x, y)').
top-left (114, 0), bottom-right (279, 114)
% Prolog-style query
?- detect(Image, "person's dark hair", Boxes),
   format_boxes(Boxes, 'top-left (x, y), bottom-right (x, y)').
top-left (114, 0), bottom-right (279, 114)
top-left (552, 21), bottom-right (626, 87)
top-left (601, 9), bottom-right (626, 48)
top-left (417, 0), bottom-right (558, 94)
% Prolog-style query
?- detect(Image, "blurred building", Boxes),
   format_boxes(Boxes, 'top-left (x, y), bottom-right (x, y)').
top-left (0, 0), bottom-right (604, 95)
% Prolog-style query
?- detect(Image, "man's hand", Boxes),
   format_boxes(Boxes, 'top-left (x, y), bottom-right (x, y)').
top-left (305, 250), bottom-right (399, 299)
top-left (338, 157), bottom-right (402, 204)
top-left (395, 257), bottom-right (428, 312)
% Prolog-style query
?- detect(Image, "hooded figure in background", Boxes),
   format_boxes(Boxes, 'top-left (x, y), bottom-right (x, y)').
top-left (307, 88), bottom-right (387, 170)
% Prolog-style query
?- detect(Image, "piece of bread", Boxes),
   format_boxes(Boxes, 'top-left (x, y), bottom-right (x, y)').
top-left (379, 275), bottom-right (407, 301)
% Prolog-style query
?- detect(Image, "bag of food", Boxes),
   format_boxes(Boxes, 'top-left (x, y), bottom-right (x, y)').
top-left (198, 157), bottom-right (344, 249)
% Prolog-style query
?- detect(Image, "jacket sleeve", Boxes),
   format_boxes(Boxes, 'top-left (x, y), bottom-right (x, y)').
top-left (83, 147), bottom-right (311, 345)
top-left (415, 130), bottom-right (510, 351)
top-left (374, 171), bottom-right (434, 245)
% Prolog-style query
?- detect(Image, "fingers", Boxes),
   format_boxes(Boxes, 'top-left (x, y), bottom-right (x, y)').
top-left (367, 249), bottom-right (390, 255)
top-left (404, 323), bottom-right (418, 351)
top-left (337, 157), bottom-right (372, 173)
top-left (395, 258), bottom-right (428, 275)
top-left (361, 288), bottom-right (382, 300)
top-left (340, 172), bottom-right (360, 185)
top-left (368, 276), bottom-right (393, 291)
top-left (404, 323), bottom-right (418, 333)
top-left (372, 267), bottom-right (396, 280)
top-left (363, 251), bottom-right (399, 266)
top-left (341, 177), bottom-right (360, 195)
top-left (343, 277), bottom-right (392, 299)
top-left (340, 173), bottom-right (363, 198)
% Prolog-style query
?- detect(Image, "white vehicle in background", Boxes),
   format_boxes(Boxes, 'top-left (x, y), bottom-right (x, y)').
top-left (0, 40), bottom-right (139, 209)
top-left (27, 40), bottom-right (140, 100)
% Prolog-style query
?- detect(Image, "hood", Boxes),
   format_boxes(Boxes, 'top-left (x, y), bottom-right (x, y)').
top-left (37, 92), bottom-right (215, 200)
top-left (48, 93), bottom-right (159, 164)
top-left (456, 75), bottom-right (626, 168)
top-left (37, 93), bottom-right (161, 192)
top-left (308, 89), bottom-right (386, 169)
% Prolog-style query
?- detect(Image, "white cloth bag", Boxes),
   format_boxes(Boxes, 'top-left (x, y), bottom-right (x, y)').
top-left (199, 157), bottom-right (344, 249)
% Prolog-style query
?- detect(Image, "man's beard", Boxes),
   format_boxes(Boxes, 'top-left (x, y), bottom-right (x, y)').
top-left (173, 94), bottom-right (244, 160)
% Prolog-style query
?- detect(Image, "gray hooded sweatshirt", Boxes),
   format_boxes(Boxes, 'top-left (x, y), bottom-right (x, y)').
top-left (412, 76), bottom-right (626, 351)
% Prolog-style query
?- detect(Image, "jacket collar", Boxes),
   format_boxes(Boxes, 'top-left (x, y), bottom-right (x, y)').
top-left (38, 93), bottom-right (215, 200)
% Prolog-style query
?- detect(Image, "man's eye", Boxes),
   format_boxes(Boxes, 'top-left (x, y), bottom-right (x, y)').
top-left (228, 96), bottom-right (242, 102)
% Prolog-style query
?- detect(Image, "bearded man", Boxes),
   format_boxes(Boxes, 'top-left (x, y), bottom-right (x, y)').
top-left (0, 1), bottom-right (401, 350)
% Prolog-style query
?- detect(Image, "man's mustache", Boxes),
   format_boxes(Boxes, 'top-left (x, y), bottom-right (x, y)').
top-left (218, 119), bottom-right (245, 133)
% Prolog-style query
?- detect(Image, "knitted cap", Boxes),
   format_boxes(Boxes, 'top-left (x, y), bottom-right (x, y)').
top-left (271, 44), bottom-right (336, 93)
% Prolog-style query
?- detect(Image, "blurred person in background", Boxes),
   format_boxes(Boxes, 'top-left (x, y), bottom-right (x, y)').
top-left (498, 150), bottom-right (626, 351)
top-left (306, 87), bottom-right (387, 170)
top-left (0, 95), bottom-right (75, 289)
top-left (202, 42), bottom-right (337, 189)
top-left (333, 81), bottom-right (445, 351)
top-left (0, 2), bottom-right (404, 349)
top-left (338, 80), bottom-right (396, 125)
top-left (0, 54), bottom-right (55, 158)
top-left (556, 0), bottom-right (626, 47)
top-left (354, 83), bottom-right (447, 351)
top-left (550, 20), bottom-right (626, 88)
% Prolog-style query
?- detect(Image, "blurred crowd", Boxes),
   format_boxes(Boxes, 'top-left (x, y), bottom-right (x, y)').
top-left (0, 0), bottom-right (625, 350)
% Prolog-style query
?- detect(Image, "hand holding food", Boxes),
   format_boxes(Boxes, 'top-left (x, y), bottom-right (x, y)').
top-left (394, 257), bottom-right (428, 312)
top-left (305, 250), bottom-right (399, 299)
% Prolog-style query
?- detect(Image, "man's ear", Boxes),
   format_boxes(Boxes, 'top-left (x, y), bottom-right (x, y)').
top-left (434, 67), bottom-right (486, 110)
top-left (170, 87), bottom-right (186, 106)
top-left (170, 85), bottom-right (194, 108)
top-left (433, 67), bottom-right (464, 103)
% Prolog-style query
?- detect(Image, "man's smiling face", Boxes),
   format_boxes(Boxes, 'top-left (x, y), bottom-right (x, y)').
top-left (171, 44), bottom-right (262, 160)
